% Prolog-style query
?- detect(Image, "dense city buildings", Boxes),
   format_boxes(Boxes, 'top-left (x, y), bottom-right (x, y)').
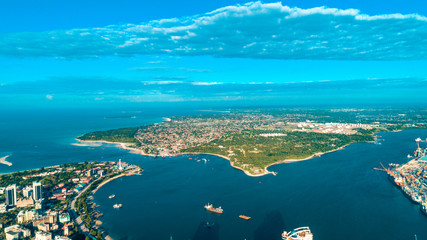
top-left (0, 161), bottom-right (141, 240)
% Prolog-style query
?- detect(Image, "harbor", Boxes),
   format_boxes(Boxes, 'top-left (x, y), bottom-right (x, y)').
top-left (376, 138), bottom-right (427, 215)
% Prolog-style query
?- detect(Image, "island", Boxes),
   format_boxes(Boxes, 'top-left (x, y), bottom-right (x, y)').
top-left (76, 108), bottom-right (427, 176)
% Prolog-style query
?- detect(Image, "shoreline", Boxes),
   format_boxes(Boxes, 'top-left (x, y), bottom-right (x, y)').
top-left (75, 138), bottom-right (267, 177)
top-left (0, 155), bottom-right (12, 166)
top-left (263, 143), bottom-right (354, 173)
top-left (75, 138), bottom-right (361, 177)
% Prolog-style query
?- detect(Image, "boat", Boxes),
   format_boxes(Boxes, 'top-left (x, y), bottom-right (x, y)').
top-left (282, 227), bottom-right (313, 240)
top-left (109, 194), bottom-right (115, 199)
top-left (204, 203), bottom-right (223, 214)
top-left (239, 215), bottom-right (251, 220)
top-left (408, 154), bottom-right (412, 158)
top-left (113, 203), bottom-right (122, 209)
top-left (421, 202), bottom-right (427, 216)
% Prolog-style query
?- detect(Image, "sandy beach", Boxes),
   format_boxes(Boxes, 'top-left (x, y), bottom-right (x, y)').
top-left (0, 155), bottom-right (12, 166)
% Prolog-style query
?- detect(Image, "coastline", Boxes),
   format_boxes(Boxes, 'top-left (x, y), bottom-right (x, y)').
top-left (75, 138), bottom-right (268, 177)
top-left (75, 138), bottom-right (358, 177)
top-left (263, 143), bottom-right (352, 173)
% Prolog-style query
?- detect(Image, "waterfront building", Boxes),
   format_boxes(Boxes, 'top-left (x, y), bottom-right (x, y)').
top-left (33, 181), bottom-right (43, 201)
top-left (4, 225), bottom-right (31, 240)
top-left (5, 184), bottom-right (17, 206)
top-left (36, 231), bottom-right (52, 240)
top-left (23, 186), bottom-right (33, 198)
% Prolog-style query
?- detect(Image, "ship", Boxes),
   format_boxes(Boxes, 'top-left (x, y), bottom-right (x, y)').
top-left (204, 203), bottom-right (223, 214)
top-left (282, 227), bottom-right (313, 240)
top-left (239, 215), bottom-right (251, 220)
top-left (109, 194), bottom-right (115, 199)
top-left (113, 203), bottom-right (122, 209)
top-left (421, 202), bottom-right (427, 216)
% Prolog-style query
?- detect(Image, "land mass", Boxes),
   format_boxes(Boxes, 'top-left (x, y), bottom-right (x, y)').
top-left (76, 108), bottom-right (427, 176)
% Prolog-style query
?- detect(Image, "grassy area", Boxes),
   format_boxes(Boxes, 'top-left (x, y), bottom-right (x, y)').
top-left (182, 130), bottom-right (374, 174)
top-left (77, 127), bottom-right (141, 145)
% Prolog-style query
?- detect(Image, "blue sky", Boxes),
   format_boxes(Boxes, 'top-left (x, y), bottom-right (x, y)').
top-left (0, 0), bottom-right (426, 108)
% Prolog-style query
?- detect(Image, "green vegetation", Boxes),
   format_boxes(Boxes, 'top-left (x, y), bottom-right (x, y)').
top-left (74, 107), bottom-right (427, 175)
top-left (182, 130), bottom-right (374, 174)
top-left (77, 127), bottom-right (141, 145)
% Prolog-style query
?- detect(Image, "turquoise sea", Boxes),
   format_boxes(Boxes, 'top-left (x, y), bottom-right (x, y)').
top-left (1, 108), bottom-right (427, 240)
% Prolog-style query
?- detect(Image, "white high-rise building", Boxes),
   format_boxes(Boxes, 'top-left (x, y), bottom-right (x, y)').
top-left (5, 184), bottom-right (16, 206)
top-left (33, 181), bottom-right (43, 201)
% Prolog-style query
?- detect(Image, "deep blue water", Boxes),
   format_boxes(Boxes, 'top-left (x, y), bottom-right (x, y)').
top-left (1, 108), bottom-right (427, 240)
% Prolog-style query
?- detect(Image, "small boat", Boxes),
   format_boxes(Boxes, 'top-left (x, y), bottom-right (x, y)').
top-left (204, 203), bottom-right (223, 214)
top-left (109, 194), bottom-right (115, 199)
top-left (282, 227), bottom-right (313, 240)
top-left (239, 215), bottom-right (251, 220)
top-left (113, 203), bottom-right (122, 209)
top-left (408, 154), bottom-right (412, 158)
top-left (421, 202), bottom-right (427, 216)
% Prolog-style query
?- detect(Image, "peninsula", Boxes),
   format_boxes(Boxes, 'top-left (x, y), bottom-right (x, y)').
top-left (76, 108), bottom-right (427, 176)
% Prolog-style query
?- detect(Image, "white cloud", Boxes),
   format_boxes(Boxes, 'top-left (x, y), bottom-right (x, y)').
top-left (1, 2), bottom-right (426, 60)
top-left (191, 82), bottom-right (222, 86)
top-left (46, 94), bottom-right (53, 100)
top-left (143, 80), bottom-right (183, 85)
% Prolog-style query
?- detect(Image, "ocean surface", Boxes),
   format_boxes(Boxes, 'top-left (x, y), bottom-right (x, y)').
top-left (1, 108), bottom-right (427, 240)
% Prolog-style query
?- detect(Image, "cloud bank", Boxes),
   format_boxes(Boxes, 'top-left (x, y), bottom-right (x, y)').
top-left (1, 1), bottom-right (426, 60)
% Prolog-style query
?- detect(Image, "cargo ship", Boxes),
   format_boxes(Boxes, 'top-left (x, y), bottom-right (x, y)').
top-left (282, 227), bottom-right (313, 240)
top-left (113, 203), bottom-right (122, 209)
top-left (239, 215), bottom-right (251, 220)
top-left (204, 203), bottom-right (223, 214)
top-left (109, 194), bottom-right (115, 199)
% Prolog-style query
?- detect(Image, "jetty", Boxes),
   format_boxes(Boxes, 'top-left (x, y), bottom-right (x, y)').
top-left (0, 155), bottom-right (12, 166)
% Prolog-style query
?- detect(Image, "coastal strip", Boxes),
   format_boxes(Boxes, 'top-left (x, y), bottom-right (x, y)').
top-left (0, 154), bottom-right (12, 166)
top-left (75, 139), bottom-right (354, 177)
top-left (69, 164), bottom-right (143, 240)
